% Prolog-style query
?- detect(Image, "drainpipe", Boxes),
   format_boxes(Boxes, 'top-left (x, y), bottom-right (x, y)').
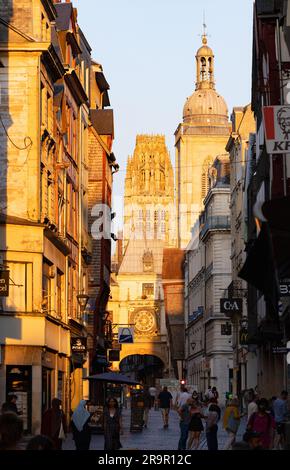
top-left (276, 16), bottom-right (287, 389)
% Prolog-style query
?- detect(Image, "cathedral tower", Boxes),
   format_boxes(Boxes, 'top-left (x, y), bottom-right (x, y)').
top-left (175, 33), bottom-right (231, 248)
top-left (124, 135), bottom-right (175, 248)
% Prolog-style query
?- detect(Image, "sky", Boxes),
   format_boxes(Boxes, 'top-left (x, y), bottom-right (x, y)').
top-left (72, 0), bottom-right (254, 235)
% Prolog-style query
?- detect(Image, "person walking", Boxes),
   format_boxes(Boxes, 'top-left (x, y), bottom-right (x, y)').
top-left (149, 385), bottom-right (157, 409)
top-left (205, 403), bottom-right (219, 451)
top-left (273, 390), bottom-right (288, 449)
top-left (247, 391), bottom-right (258, 423)
top-left (157, 386), bottom-right (173, 428)
top-left (0, 412), bottom-right (23, 450)
top-left (205, 387), bottom-right (213, 401)
top-left (142, 386), bottom-right (152, 428)
top-left (71, 400), bottom-right (92, 450)
top-left (223, 398), bottom-right (241, 450)
top-left (177, 398), bottom-right (192, 450)
top-left (191, 390), bottom-right (199, 402)
top-left (103, 397), bottom-right (123, 450)
top-left (175, 385), bottom-right (191, 409)
top-left (41, 398), bottom-right (67, 450)
top-left (211, 387), bottom-right (219, 404)
top-left (1, 395), bottom-right (21, 415)
top-left (247, 398), bottom-right (275, 449)
top-left (187, 399), bottom-right (205, 450)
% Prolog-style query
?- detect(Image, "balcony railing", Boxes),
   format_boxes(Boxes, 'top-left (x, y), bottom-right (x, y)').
top-left (200, 216), bottom-right (230, 239)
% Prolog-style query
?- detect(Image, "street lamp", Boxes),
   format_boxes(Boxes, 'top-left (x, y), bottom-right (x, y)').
top-left (76, 293), bottom-right (89, 316)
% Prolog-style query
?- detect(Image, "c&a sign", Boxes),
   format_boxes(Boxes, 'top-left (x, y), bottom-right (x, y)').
top-left (220, 298), bottom-right (243, 316)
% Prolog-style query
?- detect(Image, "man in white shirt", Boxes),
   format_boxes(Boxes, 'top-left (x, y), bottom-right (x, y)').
top-left (175, 385), bottom-right (191, 408)
top-left (247, 395), bottom-right (258, 423)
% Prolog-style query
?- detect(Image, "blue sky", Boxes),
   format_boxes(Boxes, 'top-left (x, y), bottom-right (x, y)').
top-left (73, 0), bottom-right (254, 234)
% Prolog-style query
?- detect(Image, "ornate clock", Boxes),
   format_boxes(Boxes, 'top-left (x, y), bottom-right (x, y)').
top-left (133, 309), bottom-right (156, 336)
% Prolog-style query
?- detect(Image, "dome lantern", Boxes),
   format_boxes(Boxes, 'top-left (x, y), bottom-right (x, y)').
top-left (182, 30), bottom-right (228, 127)
top-left (195, 34), bottom-right (215, 91)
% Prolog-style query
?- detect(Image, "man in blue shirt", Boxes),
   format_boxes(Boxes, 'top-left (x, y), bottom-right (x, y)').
top-left (273, 390), bottom-right (288, 449)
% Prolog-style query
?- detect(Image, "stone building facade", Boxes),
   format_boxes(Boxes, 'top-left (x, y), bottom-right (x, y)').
top-left (225, 105), bottom-right (257, 397)
top-left (0, 0), bottom-right (117, 432)
top-left (185, 157), bottom-right (233, 404)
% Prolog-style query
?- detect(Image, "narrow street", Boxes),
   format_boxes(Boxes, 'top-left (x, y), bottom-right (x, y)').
top-left (63, 408), bottom-right (247, 451)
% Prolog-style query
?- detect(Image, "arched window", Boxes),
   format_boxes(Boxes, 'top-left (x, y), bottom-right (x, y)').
top-left (200, 57), bottom-right (206, 81)
top-left (201, 156), bottom-right (213, 199)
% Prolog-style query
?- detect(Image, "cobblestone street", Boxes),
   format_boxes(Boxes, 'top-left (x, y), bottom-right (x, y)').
top-left (63, 408), bottom-right (247, 451)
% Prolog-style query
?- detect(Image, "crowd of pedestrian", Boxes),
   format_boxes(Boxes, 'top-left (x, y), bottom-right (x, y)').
top-left (142, 384), bottom-right (290, 451)
top-left (0, 386), bottom-right (289, 451)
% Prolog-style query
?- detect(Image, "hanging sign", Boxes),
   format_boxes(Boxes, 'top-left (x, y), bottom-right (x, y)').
top-left (220, 298), bottom-right (243, 315)
top-left (71, 337), bottom-right (87, 354)
top-left (0, 271), bottom-right (9, 297)
top-left (118, 327), bottom-right (134, 344)
top-left (263, 105), bottom-right (290, 154)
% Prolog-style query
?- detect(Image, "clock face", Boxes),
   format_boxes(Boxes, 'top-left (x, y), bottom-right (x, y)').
top-left (134, 310), bottom-right (156, 335)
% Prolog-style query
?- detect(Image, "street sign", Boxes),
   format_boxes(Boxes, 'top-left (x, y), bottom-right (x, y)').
top-left (71, 337), bottom-right (87, 354)
top-left (108, 350), bottom-right (120, 362)
top-left (118, 327), bottom-right (134, 344)
top-left (279, 280), bottom-right (290, 297)
top-left (272, 346), bottom-right (290, 354)
top-left (220, 298), bottom-right (243, 316)
top-left (0, 270), bottom-right (9, 297)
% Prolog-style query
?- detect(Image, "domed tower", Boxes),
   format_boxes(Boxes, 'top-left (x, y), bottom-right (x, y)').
top-left (175, 33), bottom-right (231, 248)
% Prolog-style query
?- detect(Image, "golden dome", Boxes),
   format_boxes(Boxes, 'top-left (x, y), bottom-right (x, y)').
top-left (196, 44), bottom-right (214, 57)
top-left (183, 88), bottom-right (228, 126)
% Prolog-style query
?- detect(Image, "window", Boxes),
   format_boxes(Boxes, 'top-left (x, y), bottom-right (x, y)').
top-left (2, 262), bottom-right (33, 312)
top-left (58, 191), bottom-right (65, 235)
top-left (68, 262), bottom-right (77, 319)
top-left (56, 269), bottom-right (64, 319)
top-left (41, 84), bottom-right (47, 129)
top-left (42, 261), bottom-right (52, 315)
top-left (142, 283), bottom-right (154, 297)
top-left (221, 323), bottom-right (232, 335)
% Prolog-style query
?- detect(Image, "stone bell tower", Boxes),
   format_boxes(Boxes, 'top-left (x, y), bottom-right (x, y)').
top-left (175, 32), bottom-right (231, 248)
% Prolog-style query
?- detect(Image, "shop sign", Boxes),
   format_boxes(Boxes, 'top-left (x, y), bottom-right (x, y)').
top-left (263, 105), bottom-right (290, 154)
top-left (239, 328), bottom-right (248, 345)
top-left (71, 337), bottom-right (87, 354)
top-left (272, 346), bottom-right (290, 354)
top-left (0, 270), bottom-right (9, 297)
top-left (220, 298), bottom-right (243, 315)
top-left (279, 280), bottom-right (290, 297)
top-left (108, 350), bottom-right (120, 362)
top-left (118, 327), bottom-right (134, 344)
top-left (188, 306), bottom-right (204, 323)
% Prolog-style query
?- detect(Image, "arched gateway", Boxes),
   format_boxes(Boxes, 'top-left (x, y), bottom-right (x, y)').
top-left (119, 354), bottom-right (165, 384)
